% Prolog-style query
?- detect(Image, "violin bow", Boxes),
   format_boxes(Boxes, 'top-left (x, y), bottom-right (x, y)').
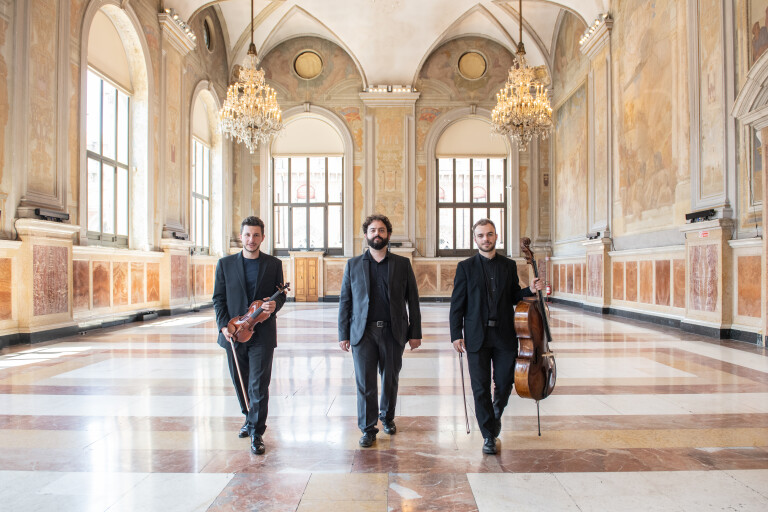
top-left (459, 351), bottom-right (471, 434)
top-left (228, 336), bottom-right (250, 411)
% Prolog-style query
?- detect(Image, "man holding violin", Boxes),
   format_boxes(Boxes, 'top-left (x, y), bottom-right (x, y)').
top-left (212, 216), bottom-right (286, 455)
top-left (449, 219), bottom-right (544, 454)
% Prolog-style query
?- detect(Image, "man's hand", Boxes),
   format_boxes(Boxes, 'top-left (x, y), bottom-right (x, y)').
top-left (529, 277), bottom-right (545, 293)
top-left (221, 326), bottom-right (233, 342)
top-left (452, 338), bottom-right (465, 353)
top-left (408, 339), bottom-right (422, 350)
top-left (260, 298), bottom-right (274, 316)
top-left (339, 340), bottom-right (350, 352)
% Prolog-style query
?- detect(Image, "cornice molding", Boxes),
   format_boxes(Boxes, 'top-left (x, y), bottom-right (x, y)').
top-left (580, 17), bottom-right (612, 59)
top-left (159, 12), bottom-right (196, 56)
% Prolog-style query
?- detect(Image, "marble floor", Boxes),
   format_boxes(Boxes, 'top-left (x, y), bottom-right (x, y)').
top-left (1, 303), bottom-right (768, 511)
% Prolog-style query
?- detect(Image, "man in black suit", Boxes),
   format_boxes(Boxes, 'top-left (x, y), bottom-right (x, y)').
top-left (338, 214), bottom-right (422, 447)
top-left (212, 216), bottom-right (286, 455)
top-left (449, 218), bottom-right (543, 454)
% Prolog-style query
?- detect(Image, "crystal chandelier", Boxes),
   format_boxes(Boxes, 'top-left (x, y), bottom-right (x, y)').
top-left (491, 0), bottom-right (552, 150)
top-left (219, 0), bottom-right (282, 153)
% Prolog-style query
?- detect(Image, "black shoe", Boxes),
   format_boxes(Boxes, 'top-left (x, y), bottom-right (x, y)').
top-left (492, 420), bottom-right (501, 438)
top-left (382, 420), bottom-right (397, 435)
top-left (238, 421), bottom-right (249, 438)
top-left (250, 433), bottom-right (265, 455)
top-left (482, 437), bottom-right (497, 455)
top-left (359, 431), bottom-right (376, 448)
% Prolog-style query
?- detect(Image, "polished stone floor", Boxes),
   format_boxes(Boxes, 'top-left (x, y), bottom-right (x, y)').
top-left (1, 303), bottom-right (768, 511)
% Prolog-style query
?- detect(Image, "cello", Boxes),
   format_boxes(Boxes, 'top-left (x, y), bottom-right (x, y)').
top-left (514, 238), bottom-right (556, 435)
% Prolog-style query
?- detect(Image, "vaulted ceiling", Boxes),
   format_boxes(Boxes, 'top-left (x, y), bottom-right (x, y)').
top-left (167, 1), bottom-right (609, 86)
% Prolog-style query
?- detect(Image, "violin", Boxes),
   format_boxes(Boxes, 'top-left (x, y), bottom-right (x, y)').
top-left (226, 283), bottom-right (290, 343)
top-left (513, 238), bottom-right (556, 434)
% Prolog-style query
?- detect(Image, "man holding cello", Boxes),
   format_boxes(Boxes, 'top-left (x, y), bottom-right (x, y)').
top-left (212, 216), bottom-right (286, 455)
top-left (449, 219), bottom-right (544, 454)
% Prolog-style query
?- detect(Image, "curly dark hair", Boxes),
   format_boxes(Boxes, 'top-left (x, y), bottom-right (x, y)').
top-left (241, 216), bottom-right (265, 234)
top-left (362, 214), bottom-right (393, 234)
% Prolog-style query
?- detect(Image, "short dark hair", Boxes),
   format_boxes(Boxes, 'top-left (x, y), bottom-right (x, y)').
top-left (241, 216), bottom-right (265, 234)
top-left (472, 218), bottom-right (496, 234)
top-left (362, 214), bottom-right (393, 234)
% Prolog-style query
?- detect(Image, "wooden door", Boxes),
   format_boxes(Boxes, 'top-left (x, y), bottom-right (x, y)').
top-left (294, 258), bottom-right (307, 301)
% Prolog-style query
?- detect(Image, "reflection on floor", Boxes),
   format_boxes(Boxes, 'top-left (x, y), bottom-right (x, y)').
top-left (1, 303), bottom-right (768, 511)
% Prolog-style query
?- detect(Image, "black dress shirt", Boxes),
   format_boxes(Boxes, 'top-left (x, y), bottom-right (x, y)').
top-left (364, 250), bottom-right (390, 322)
top-left (480, 254), bottom-right (500, 321)
top-left (242, 256), bottom-right (261, 302)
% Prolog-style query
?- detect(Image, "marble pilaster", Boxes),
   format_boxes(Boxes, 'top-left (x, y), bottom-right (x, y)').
top-left (582, 237), bottom-right (611, 310)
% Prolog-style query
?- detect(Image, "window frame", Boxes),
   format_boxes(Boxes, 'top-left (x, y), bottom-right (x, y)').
top-left (191, 137), bottom-right (212, 254)
top-left (271, 156), bottom-right (344, 256)
top-left (436, 157), bottom-right (507, 257)
top-left (85, 68), bottom-right (130, 248)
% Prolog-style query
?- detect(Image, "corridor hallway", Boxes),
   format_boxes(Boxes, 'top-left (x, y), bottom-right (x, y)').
top-left (1, 303), bottom-right (767, 511)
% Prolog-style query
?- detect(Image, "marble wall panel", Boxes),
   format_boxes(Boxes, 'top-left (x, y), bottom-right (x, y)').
top-left (737, 255), bottom-right (761, 317)
top-left (566, 264), bottom-right (574, 293)
top-left (673, 259), bottom-right (686, 308)
top-left (626, 261), bottom-right (638, 302)
top-left (171, 255), bottom-right (188, 300)
top-left (147, 263), bottom-right (160, 302)
top-left (517, 264), bottom-right (530, 289)
top-left (581, 263), bottom-right (587, 295)
top-left (112, 262), bottom-right (129, 306)
top-left (205, 265), bottom-right (214, 296)
top-left (612, 261), bottom-right (625, 300)
top-left (325, 264), bottom-right (344, 294)
top-left (574, 264), bottom-right (582, 295)
top-left (92, 261), bottom-right (110, 308)
top-left (195, 264), bottom-right (206, 296)
top-left (639, 260), bottom-right (653, 304)
top-left (558, 264), bottom-right (565, 292)
top-left (0, 258), bottom-right (11, 320)
top-left (655, 260), bottom-right (671, 306)
top-left (131, 262), bottom-right (145, 305)
top-left (690, 244), bottom-right (718, 312)
top-left (414, 263), bottom-right (438, 294)
top-left (73, 260), bottom-right (89, 311)
top-left (553, 264), bottom-right (560, 292)
top-left (440, 266), bottom-right (456, 293)
top-left (33, 245), bottom-right (68, 316)
top-left (587, 255), bottom-right (602, 298)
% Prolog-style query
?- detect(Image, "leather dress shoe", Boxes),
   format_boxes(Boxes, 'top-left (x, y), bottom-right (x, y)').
top-left (382, 420), bottom-right (397, 435)
top-left (250, 433), bottom-right (265, 455)
top-left (238, 421), bottom-right (249, 438)
top-left (482, 437), bottom-right (498, 455)
top-left (359, 431), bottom-right (377, 448)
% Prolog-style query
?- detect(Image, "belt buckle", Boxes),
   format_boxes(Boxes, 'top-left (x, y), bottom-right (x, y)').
top-left (376, 321), bottom-right (385, 327)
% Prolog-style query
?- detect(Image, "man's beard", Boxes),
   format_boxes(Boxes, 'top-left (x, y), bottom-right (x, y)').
top-left (367, 235), bottom-right (388, 250)
top-left (478, 241), bottom-right (495, 253)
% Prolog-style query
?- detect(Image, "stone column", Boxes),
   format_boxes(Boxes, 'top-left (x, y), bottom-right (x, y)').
top-left (582, 237), bottom-right (611, 312)
top-left (680, 219), bottom-right (734, 337)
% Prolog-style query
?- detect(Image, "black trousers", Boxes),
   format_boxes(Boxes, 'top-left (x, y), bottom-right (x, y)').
top-left (466, 327), bottom-right (517, 439)
top-left (224, 339), bottom-right (275, 436)
top-left (351, 326), bottom-right (404, 433)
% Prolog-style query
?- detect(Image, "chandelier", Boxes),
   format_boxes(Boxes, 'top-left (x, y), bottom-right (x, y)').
top-left (491, 0), bottom-right (552, 150)
top-left (219, 0), bottom-right (282, 153)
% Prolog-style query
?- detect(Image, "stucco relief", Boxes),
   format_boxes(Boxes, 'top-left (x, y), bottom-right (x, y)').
top-left (337, 107), bottom-right (363, 152)
top-left (553, 11), bottom-right (588, 102)
top-left (538, 141), bottom-right (551, 239)
top-left (374, 108), bottom-right (407, 233)
top-left (613, 0), bottom-right (689, 236)
top-left (0, 18), bottom-right (8, 194)
top-left (417, 164), bottom-right (426, 246)
top-left (519, 149), bottom-right (530, 239)
top-left (165, 51), bottom-right (181, 223)
top-left (353, 164), bottom-right (363, 235)
top-left (33, 245), bottom-right (68, 316)
top-left (699, 0), bottom-right (726, 199)
top-left (69, 62), bottom-right (79, 223)
top-left (554, 84), bottom-right (587, 241)
top-left (689, 244), bottom-right (718, 312)
top-left (593, 51), bottom-right (609, 225)
top-left (416, 108), bottom-right (441, 153)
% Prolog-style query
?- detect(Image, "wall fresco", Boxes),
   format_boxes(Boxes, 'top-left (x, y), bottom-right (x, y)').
top-left (519, 149), bottom-right (530, 240)
top-left (553, 11), bottom-right (588, 102)
top-left (165, 49), bottom-right (182, 224)
top-left (749, 0), bottom-right (768, 66)
top-left (0, 18), bottom-right (9, 197)
top-left (416, 108), bottom-right (441, 154)
top-left (373, 107), bottom-right (407, 234)
top-left (337, 107), bottom-right (363, 152)
top-left (592, 48), bottom-right (609, 226)
top-left (699, 0), bottom-right (726, 199)
top-left (554, 84), bottom-right (588, 241)
top-left (33, 245), bottom-right (68, 316)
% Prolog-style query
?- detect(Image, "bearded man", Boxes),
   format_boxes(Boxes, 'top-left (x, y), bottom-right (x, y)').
top-left (338, 214), bottom-right (422, 448)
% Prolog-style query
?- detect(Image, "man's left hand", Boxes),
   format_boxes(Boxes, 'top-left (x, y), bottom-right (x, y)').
top-left (530, 277), bottom-right (545, 293)
top-left (408, 339), bottom-right (422, 350)
top-left (260, 298), bottom-right (274, 316)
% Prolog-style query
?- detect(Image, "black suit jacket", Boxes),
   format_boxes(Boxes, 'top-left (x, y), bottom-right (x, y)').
top-left (449, 253), bottom-right (534, 352)
top-left (338, 250), bottom-right (422, 346)
top-left (212, 251), bottom-right (286, 348)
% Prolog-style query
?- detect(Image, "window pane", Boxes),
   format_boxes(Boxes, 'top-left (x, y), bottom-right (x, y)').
top-left (273, 205), bottom-right (289, 248)
top-left (439, 208), bottom-right (453, 250)
top-left (456, 159), bottom-right (470, 202)
top-left (328, 205), bottom-right (342, 248)
top-left (116, 167), bottom-right (128, 236)
top-left (472, 159), bottom-right (487, 203)
top-left (203, 199), bottom-right (209, 248)
top-left (328, 157), bottom-right (342, 202)
top-left (309, 157), bottom-right (326, 203)
top-left (117, 92), bottom-right (129, 165)
top-left (87, 158), bottom-right (101, 232)
top-left (309, 207), bottom-right (325, 248)
top-left (203, 147), bottom-right (210, 197)
top-left (274, 158), bottom-right (289, 203)
top-left (490, 159), bottom-right (505, 203)
top-left (292, 207), bottom-right (307, 248)
top-left (490, 207), bottom-right (504, 249)
top-left (196, 142), bottom-right (204, 194)
top-left (86, 72), bottom-right (101, 154)
top-left (290, 158), bottom-right (307, 203)
top-left (473, 208), bottom-right (488, 236)
top-left (438, 159), bottom-right (453, 203)
top-left (102, 166), bottom-right (115, 235)
top-left (101, 84), bottom-right (117, 161)
top-left (456, 208), bottom-right (471, 249)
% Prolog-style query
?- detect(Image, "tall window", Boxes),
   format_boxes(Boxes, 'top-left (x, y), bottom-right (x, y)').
top-left (191, 139), bottom-right (211, 252)
top-left (86, 70), bottom-right (129, 246)
top-left (272, 156), bottom-right (343, 255)
top-left (437, 157), bottom-right (506, 256)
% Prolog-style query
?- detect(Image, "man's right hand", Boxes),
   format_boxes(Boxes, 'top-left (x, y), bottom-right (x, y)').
top-left (339, 340), bottom-right (350, 352)
top-left (221, 327), bottom-right (233, 342)
top-left (452, 339), bottom-right (465, 353)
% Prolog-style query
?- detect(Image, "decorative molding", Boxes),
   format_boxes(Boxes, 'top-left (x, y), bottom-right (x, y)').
top-left (359, 91), bottom-right (420, 107)
top-left (73, 245), bottom-right (164, 258)
top-left (159, 11), bottom-right (196, 56)
top-left (14, 219), bottom-right (80, 241)
top-left (579, 14), bottom-right (612, 58)
top-left (159, 238), bottom-right (194, 252)
top-left (679, 217), bottom-right (734, 235)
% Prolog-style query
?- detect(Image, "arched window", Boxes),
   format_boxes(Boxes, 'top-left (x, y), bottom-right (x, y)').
top-left (271, 116), bottom-right (345, 255)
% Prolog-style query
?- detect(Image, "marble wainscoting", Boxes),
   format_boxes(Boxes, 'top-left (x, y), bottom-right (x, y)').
top-left (1, 304), bottom-right (768, 511)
